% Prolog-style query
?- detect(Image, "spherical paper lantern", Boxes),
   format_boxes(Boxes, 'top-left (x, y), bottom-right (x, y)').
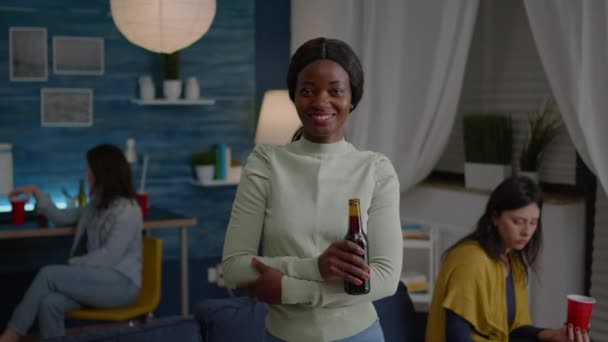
top-left (110, 0), bottom-right (216, 54)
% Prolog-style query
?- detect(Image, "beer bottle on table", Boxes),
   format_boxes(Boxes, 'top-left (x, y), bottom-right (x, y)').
top-left (344, 198), bottom-right (370, 295)
top-left (77, 179), bottom-right (87, 207)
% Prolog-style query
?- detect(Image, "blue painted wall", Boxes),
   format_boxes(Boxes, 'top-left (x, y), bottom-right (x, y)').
top-left (0, 0), bottom-right (291, 323)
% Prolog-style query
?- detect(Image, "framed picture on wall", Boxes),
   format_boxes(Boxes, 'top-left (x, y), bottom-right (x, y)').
top-left (41, 88), bottom-right (93, 127)
top-left (9, 27), bottom-right (48, 81)
top-left (53, 36), bottom-right (104, 75)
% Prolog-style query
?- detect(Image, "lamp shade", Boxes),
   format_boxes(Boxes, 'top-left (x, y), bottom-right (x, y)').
top-left (110, 0), bottom-right (216, 54)
top-left (255, 90), bottom-right (302, 145)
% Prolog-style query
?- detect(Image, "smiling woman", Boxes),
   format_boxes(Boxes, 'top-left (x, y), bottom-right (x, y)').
top-left (292, 59), bottom-right (352, 143)
top-left (286, 37), bottom-right (364, 144)
top-left (221, 37), bottom-right (402, 342)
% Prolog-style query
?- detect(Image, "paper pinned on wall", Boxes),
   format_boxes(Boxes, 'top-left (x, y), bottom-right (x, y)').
top-left (0, 144), bottom-right (14, 196)
top-left (41, 88), bottom-right (93, 127)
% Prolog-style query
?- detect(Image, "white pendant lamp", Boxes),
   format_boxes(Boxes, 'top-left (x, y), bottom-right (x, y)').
top-left (110, 0), bottom-right (216, 54)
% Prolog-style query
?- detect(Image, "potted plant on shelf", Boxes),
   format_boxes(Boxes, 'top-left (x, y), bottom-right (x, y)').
top-left (190, 151), bottom-right (215, 183)
top-left (519, 99), bottom-right (562, 183)
top-left (190, 151), bottom-right (243, 184)
top-left (163, 51), bottom-right (181, 100)
top-left (463, 113), bottom-right (513, 191)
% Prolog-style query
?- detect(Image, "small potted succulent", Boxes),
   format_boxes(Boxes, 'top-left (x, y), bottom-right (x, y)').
top-left (190, 151), bottom-right (243, 183)
top-left (519, 99), bottom-right (562, 182)
top-left (190, 151), bottom-right (215, 183)
top-left (463, 113), bottom-right (513, 191)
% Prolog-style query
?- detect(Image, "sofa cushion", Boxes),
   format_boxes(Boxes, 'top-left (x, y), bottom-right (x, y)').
top-left (43, 317), bottom-right (201, 342)
top-left (194, 296), bottom-right (267, 342)
top-left (374, 282), bottom-right (417, 341)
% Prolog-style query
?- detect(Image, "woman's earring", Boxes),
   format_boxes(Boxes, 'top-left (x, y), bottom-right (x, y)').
top-left (350, 104), bottom-right (354, 110)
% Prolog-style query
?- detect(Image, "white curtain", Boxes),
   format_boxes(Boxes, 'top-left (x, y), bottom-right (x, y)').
top-left (291, 0), bottom-right (479, 191)
top-left (524, 0), bottom-right (608, 194)
top-left (524, 1), bottom-right (608, 340)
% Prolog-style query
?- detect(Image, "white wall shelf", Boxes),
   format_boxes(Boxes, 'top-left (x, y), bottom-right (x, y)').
top-left (131, 98), bottom-right (216, 106)
top-left (189, 178), bottom-right (238, 187)
top-left (401, 222), bottom-right (436, 310)
top-left (409, 293), bottom-right (431, 304)
top-left (403, 239), bottom-right (432, 249)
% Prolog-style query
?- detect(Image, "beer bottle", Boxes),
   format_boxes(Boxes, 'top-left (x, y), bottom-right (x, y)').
top-left (77, 179), bottom-right (87, 207)
top-left (344, 198), bottom-right (370, 295)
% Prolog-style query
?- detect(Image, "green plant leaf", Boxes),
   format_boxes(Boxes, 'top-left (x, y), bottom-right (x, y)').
top-left (463, 113), bottom-right (512, 164)
top-left (519, 98), bottom-right (562, 171)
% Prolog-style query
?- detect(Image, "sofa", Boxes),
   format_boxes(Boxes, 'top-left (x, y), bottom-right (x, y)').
top-left (194, 282), bottom-right (421, 342)
top-left (45, 282), bottom-right (423, 342)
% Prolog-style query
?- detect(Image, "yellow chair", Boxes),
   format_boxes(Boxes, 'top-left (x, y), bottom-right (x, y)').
top-left (67, 237), bottom-right (162, 323)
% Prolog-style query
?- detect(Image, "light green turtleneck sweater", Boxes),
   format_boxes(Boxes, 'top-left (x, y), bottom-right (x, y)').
top-left (222, 138), bottom-right (402, 342)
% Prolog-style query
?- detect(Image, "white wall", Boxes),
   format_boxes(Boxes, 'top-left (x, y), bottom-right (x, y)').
top-left (401, 185), bottom-right (585, 327)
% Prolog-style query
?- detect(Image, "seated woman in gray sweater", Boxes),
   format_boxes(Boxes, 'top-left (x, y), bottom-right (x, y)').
top-left (0, 144), bottom-right (143, 341)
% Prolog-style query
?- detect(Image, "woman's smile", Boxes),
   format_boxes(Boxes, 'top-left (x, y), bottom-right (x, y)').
top-left (307, 111), bottom-right (336, 125)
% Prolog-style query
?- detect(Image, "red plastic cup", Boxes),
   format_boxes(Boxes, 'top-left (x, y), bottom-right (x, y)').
top-left (136, 192), bottom-right (148, 219)
top-left (567, 294), bottom-right (596, 330)
top-left (10, 197), bottom-right (26, 225)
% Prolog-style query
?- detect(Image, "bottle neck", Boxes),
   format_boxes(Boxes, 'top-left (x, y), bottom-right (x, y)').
top-left (348, 201), bottom-right (362, 235)
top-left (348, 215), bottom-right (362, 234)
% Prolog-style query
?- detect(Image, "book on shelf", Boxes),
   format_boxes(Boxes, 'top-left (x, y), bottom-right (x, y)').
top-left (401, 223), bottom-right (430, 240)
top-left (401, 272), bottom-right (429, 293)
top-left (405, 281), bottom-right (429, 293)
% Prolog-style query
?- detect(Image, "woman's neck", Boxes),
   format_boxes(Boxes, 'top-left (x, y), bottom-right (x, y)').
top-left (500, 251), bottom-right (511, 275)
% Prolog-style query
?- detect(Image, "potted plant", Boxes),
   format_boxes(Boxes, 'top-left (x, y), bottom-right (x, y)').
top-left (190, 150), bottom-right (215, 183)
top-left (190, 151), bottom-right (243, 183)
top-left (163, 51), bottom-right (181, 100)
top-left (463, 113), bottom-right (513, 191)
top-left (519, 99), bottom-right (562, 182)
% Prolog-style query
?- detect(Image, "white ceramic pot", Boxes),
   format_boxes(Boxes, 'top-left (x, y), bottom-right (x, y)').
top-left (464, 162), bottom-right (512, 191)
top-left (163, 79), bottom-right (182, 100)
top-left (195, 165), bottom-right (214, 183)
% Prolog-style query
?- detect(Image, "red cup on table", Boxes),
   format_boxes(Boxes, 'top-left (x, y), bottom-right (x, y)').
top-left (136, 192), bottom-right (148, 219)
top-left (567, 294), bottom-right (596, 330)
top-left (9, 197), bottom-right (27, 225)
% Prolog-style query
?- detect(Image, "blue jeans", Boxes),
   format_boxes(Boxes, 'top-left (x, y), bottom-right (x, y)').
top-left (9, 264), bottom-right (139, 339)
top-left (264, 320), bottom-right (384, 342)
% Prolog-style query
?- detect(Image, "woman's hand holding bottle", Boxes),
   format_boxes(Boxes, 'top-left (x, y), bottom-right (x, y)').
top-left (318, 240), bottom-right (369, 285)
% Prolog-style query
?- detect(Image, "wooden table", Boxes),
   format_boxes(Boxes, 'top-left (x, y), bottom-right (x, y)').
top-left (0, 206), bottom-right (197, 316)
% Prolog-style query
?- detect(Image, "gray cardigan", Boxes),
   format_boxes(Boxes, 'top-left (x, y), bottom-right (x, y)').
top-left (36, 193), bottom-right (143, 288)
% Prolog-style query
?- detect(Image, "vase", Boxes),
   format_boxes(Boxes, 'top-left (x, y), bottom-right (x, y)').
top-left (138, 76), bottom-right (155, 101)
top-left (185, 77), bottom-right (200, 100)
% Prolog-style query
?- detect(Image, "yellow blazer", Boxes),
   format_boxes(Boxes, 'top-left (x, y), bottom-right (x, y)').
top-left (425, 240), bottom-right (532, 341)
